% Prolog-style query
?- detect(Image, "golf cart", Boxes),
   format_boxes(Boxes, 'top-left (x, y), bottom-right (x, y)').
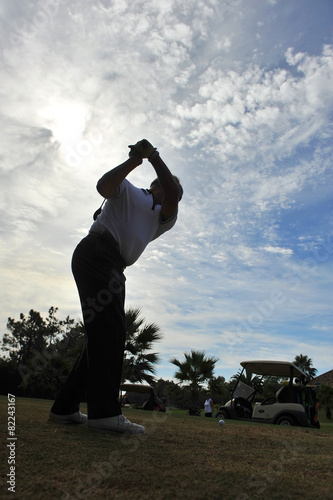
top-left (216, 360), bottom-right (320, 428)
top-left (120, 383), bottom-right (166, 412)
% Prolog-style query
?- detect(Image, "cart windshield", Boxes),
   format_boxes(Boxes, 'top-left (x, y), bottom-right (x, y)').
top-left (233, 380), bottom-right (256, 400)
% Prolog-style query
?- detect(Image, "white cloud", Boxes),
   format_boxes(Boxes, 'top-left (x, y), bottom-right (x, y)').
top-left (263, 246), bottom-right (293, 255)
top-left (0, 0), bottom-right (332, 382)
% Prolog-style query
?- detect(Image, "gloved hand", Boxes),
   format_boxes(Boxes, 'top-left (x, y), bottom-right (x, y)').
top-left (128, 139), bottom-right (157, 159)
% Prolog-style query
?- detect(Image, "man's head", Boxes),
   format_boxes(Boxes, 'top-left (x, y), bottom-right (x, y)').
top-left (149, 176), bottom-right (183, 202)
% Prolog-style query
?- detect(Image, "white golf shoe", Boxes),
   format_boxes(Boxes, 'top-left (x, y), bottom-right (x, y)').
top-left (88, 414), bottom-right (145, 434)
top-left (49, 411), bottom-right (87, 424)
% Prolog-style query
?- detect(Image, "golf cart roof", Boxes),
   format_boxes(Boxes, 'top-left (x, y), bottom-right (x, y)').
top-left (121, 383), bottom-right (153, 394)
top-left (240, 360), bottom-right (309, 379)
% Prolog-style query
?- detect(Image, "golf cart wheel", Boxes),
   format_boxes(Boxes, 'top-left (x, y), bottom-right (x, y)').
top-left (216, 410), bottom-right (229, 419)
top-left (276, 415), bottom-right (296, 426)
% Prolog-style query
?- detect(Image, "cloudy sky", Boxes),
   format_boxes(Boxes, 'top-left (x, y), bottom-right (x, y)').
top-left (0, 0), bottom-right (332, 383)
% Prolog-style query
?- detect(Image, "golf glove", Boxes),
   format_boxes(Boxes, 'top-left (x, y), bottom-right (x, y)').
top-left (128, 139), bottom-right (157, 159)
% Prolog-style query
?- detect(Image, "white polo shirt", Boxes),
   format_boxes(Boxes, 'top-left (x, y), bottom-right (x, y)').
top-left (89, 179), bottom-right (177, 266)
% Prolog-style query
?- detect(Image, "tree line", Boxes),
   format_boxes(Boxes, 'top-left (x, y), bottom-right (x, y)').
top-left (1, 307), bottom-right (332, 412)
top-left (0, 307), bottom-right (161, 399)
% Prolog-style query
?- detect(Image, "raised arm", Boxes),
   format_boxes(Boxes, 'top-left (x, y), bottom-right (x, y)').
top-left (148, 153), bottom-right (181, 221)
top-left (127, 139), bottom-right (182, 221)
top-left (96, 156), bottom-right (142, 199)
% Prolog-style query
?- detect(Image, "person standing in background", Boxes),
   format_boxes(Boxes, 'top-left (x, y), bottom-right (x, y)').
top-left (204, 393), bottom-right (214, 417)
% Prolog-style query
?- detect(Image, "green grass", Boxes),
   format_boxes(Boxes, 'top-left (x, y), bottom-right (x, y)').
top-left (1, 396), bottom-right (333, 499)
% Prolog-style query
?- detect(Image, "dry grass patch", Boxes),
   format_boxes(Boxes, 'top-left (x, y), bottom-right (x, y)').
top-left (0, 396), bottom-right (332, 499)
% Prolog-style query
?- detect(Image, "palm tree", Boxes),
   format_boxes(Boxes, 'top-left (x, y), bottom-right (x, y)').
top-left (122, 307), bottom-right (162, 385)
top-left (293, 354), bottom-right (317, 379)
top-left (208, 375), bottom-right (230, 404)
top-left (170, 350), bottom-right (219, 406)
top-left (229, 368), bottom-right (264, 395)
top-left (230, 369), bottom-right (255, 385)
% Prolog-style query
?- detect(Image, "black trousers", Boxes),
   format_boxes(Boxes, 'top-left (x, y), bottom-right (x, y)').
top-left (51, 231), bottom-right (126, 419)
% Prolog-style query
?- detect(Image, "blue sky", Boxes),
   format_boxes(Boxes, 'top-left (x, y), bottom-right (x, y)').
top-left (0, 0), bottom-right (332, 383)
